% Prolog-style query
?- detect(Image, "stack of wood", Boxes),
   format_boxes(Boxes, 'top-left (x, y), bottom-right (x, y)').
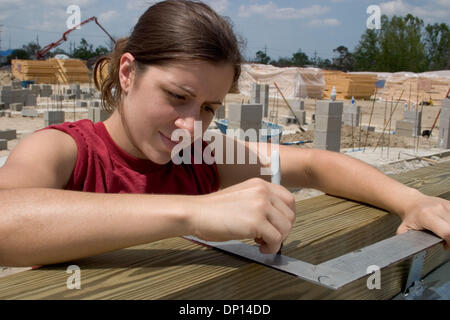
top-left (323, 71), bottom-right (377, 100)
top-left (51, 59), bottom-right (90, 84)
top-left (379, 72), bottom-right (450, 105)
top-left (11, 59), bottom-right (59, 84)
top-left (11, 59), bottom-right (90, 84)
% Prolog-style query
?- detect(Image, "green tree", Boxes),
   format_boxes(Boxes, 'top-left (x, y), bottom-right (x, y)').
top-left (7, 49), bottom-right (30, 64)
top-left (332, 46), bottom-right (354, 71)
top-left (22, 41), bottom-right (41, 59)
top-left (255, 50), bottom-right (271, 64)
top-left (424, 23), bottom-right (450, 70)
top-left (353, 29), bottom-right (380, 71)
top-left (378, 14), bottom-right (427, 72)
top-left (291, 49), bottom-right (309, 67)
top-left (72, 38), bottom-right (96, 60)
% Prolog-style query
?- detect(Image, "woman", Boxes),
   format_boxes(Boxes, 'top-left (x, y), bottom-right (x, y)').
top-left (0, 0), bottom-right (448, 267)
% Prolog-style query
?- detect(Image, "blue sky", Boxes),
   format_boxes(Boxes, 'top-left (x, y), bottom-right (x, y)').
top-left (0, 0), bottom-right (449, 61)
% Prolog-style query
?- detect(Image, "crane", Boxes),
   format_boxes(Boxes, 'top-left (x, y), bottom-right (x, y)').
top-left (36, 16), bottom-right (116, 60)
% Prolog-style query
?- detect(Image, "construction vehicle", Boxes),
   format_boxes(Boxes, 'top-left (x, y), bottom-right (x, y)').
top-left (36, 16), bottom-right (116, 60)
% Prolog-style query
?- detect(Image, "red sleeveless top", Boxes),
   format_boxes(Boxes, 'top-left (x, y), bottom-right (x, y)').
top-left (42, 120), bottom-right (220, 195)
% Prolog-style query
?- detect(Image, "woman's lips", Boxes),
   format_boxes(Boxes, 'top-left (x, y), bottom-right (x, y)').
top-left (159, 132), bottom-right (178, 151)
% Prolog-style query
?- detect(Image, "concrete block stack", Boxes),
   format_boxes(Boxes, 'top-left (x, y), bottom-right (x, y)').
top-left (314, 101), bottom-right (343, 152)
top-left (21, 107), bottom-right (39, 118)
top-left (0, 129), bottom-right (17, 141)
top-left (88, 106), bottom-right (110, 123)
top-left (439, 98), bottom-right (450, 149)
top-left (44, 110), bottom-right (65, 126)
top-left (214, 105), bottom-right (225, 120)
top-left (342, 104), bottom-right (361, 127)
top-left (0, 85), bottom-right (38, 108)
top-left (70, 84), bottom-right (82, 99)
top-left (76, 101), bottom-right (88, 108)
top-left (10, 103), bottom-right (23, 112)
top-left (396, 109), bottom-right (422, 137)
top-left (250, 83), bottom-right (269, 118)
top-left (288, 99), bottom-right (306, 125)
top-left (39, 85), bottom-right (53, 97)
top-left (227, 103), bottom-right (263, 142)
top-left (0, 139), bottom-right (7, 151)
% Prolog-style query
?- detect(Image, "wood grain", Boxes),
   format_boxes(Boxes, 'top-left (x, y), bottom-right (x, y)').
top-left (0, 162), bottom-right (449, 300)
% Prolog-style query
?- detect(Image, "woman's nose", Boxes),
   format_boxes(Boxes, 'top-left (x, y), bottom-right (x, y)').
top-left (175, 106), bottom-right (201, 136)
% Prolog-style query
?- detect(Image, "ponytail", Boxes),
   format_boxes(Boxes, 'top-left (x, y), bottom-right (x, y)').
top-left (94, 37), bottom-right (129, 113)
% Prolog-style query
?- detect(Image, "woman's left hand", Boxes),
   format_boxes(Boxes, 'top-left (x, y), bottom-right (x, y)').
top-left (397, 193), bottom-right (450, 250)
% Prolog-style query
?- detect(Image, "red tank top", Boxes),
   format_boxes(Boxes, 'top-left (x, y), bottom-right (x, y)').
top-left (42, 119), bottom-right (220, 195)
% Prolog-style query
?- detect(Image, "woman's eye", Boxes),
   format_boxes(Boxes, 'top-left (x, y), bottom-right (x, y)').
top-left (169, 91), bottom-right (186, 101)
top-left (204, 105), bottom-right (215, 114)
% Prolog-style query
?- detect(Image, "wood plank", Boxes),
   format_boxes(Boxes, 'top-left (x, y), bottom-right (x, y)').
top-left (0, 162), bottom-right (448, 299)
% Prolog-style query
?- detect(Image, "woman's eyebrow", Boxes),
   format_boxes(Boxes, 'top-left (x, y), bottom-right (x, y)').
top-left (173, 83), bottom-right (223, 105)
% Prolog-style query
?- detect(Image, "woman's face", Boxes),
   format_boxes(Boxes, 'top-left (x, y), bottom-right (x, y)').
top-left (119, 58), bottom-right (235, 165)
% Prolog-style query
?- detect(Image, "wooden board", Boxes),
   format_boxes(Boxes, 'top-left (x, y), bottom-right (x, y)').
top-left (0, 162), bottom-right (448, 299)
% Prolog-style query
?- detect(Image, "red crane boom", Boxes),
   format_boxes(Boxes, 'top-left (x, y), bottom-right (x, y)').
top-left (37, 16), bottom-right (116, 60)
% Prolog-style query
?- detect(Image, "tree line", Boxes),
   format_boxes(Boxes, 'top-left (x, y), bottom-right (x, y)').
top-left (252, 14), bottom-right (450, 72)
top-left (2, 38), bottom-right (112, 66)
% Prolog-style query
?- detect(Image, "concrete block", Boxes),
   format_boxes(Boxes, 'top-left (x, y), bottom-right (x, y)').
top-left (288, 99), bottom-right (304, 111)
top-left (315, 115), bottom-right (342, 132)
top-left (0, 129), bottom-right (17, 141)
top-left (95, 107), bottom-right (109, 122)
top-left (228, 104), bottom-right (263, 123)
top-left (438, 126), bottom-right (450, 149)
top-left (44, 111), bottom-right (65, 126)
top-left (250, 83), bottom-right (261, 104)
top-left (88, 106), bottom-right (96, 122)
top-left (76, 101), bottom-right (88, 108)
top-left (21, 107), bottom-right (38, 118)
top-left (396, 120), bottom-right (415, 131)
top-left (316, 101), bottom-right (343, 117)
top-left (293, 110), bottom-right (306, 125)
top-left (362, 125), bottom-right (376, 132)
top-left (215, 105), bottom-right (225, 120)
top-left (10, 103), bottom-right (23, 111)
top-left (260, 84), bottom-right (269, 118)
top-left (25, 94), bottom-right (37, 106)
top-left (0, 139), bottom-right (7, 151)
top-left (315, 130), bottom-right (341, 147)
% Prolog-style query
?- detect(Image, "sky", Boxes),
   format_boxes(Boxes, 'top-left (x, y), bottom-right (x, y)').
top-left (0, 0), bottom-right (449, 61)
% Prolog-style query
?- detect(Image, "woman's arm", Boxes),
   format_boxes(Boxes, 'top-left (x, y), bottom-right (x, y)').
top-left (280, 146), bottom-right (450, 249)
top-left (216, 137), bottom-right (450, 249)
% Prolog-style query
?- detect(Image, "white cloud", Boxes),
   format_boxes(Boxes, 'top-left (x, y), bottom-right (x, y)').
top-left (309, 18), bottom-right (341, 27)
top-left (379, 0), bottom-right (448, 21)
top-left (204, 0), bottom-right (229, 13)
top-left (99, 10), bottom-right (119, 23)
top-left (126, 0), bottom-right (157, 11)
top-left (238, 2), bottom-right (330, 20)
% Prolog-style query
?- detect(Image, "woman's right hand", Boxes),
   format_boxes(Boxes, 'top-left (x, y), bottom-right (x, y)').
top-left (189, 178), bottom-right (296, 254)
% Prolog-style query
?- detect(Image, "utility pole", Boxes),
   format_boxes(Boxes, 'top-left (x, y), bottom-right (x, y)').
top-left (314, 50), bottom-right (318, 67)
top-left (0, 24), bottom-right (3, 51)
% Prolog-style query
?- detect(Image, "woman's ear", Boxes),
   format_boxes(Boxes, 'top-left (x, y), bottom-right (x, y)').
top-left (118, 53), bottom-right (136, 94)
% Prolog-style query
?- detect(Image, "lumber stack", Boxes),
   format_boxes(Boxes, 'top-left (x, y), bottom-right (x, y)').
top-left (51, 59), bottom-right (90, 84)
top-left (238, 64), bottom-right (325, 99)
top-left (379, 72), bottom-right (450, 105)
top-left (11, 59), bottom-right (59, 84)
top-left (11, 59), bottom-right (90, 85)
top-left (323, 71), bottom-right (378, 100)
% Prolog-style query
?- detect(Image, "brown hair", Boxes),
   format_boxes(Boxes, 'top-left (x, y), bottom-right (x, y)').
top-left (94, 0), bottom-right (243, 113)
